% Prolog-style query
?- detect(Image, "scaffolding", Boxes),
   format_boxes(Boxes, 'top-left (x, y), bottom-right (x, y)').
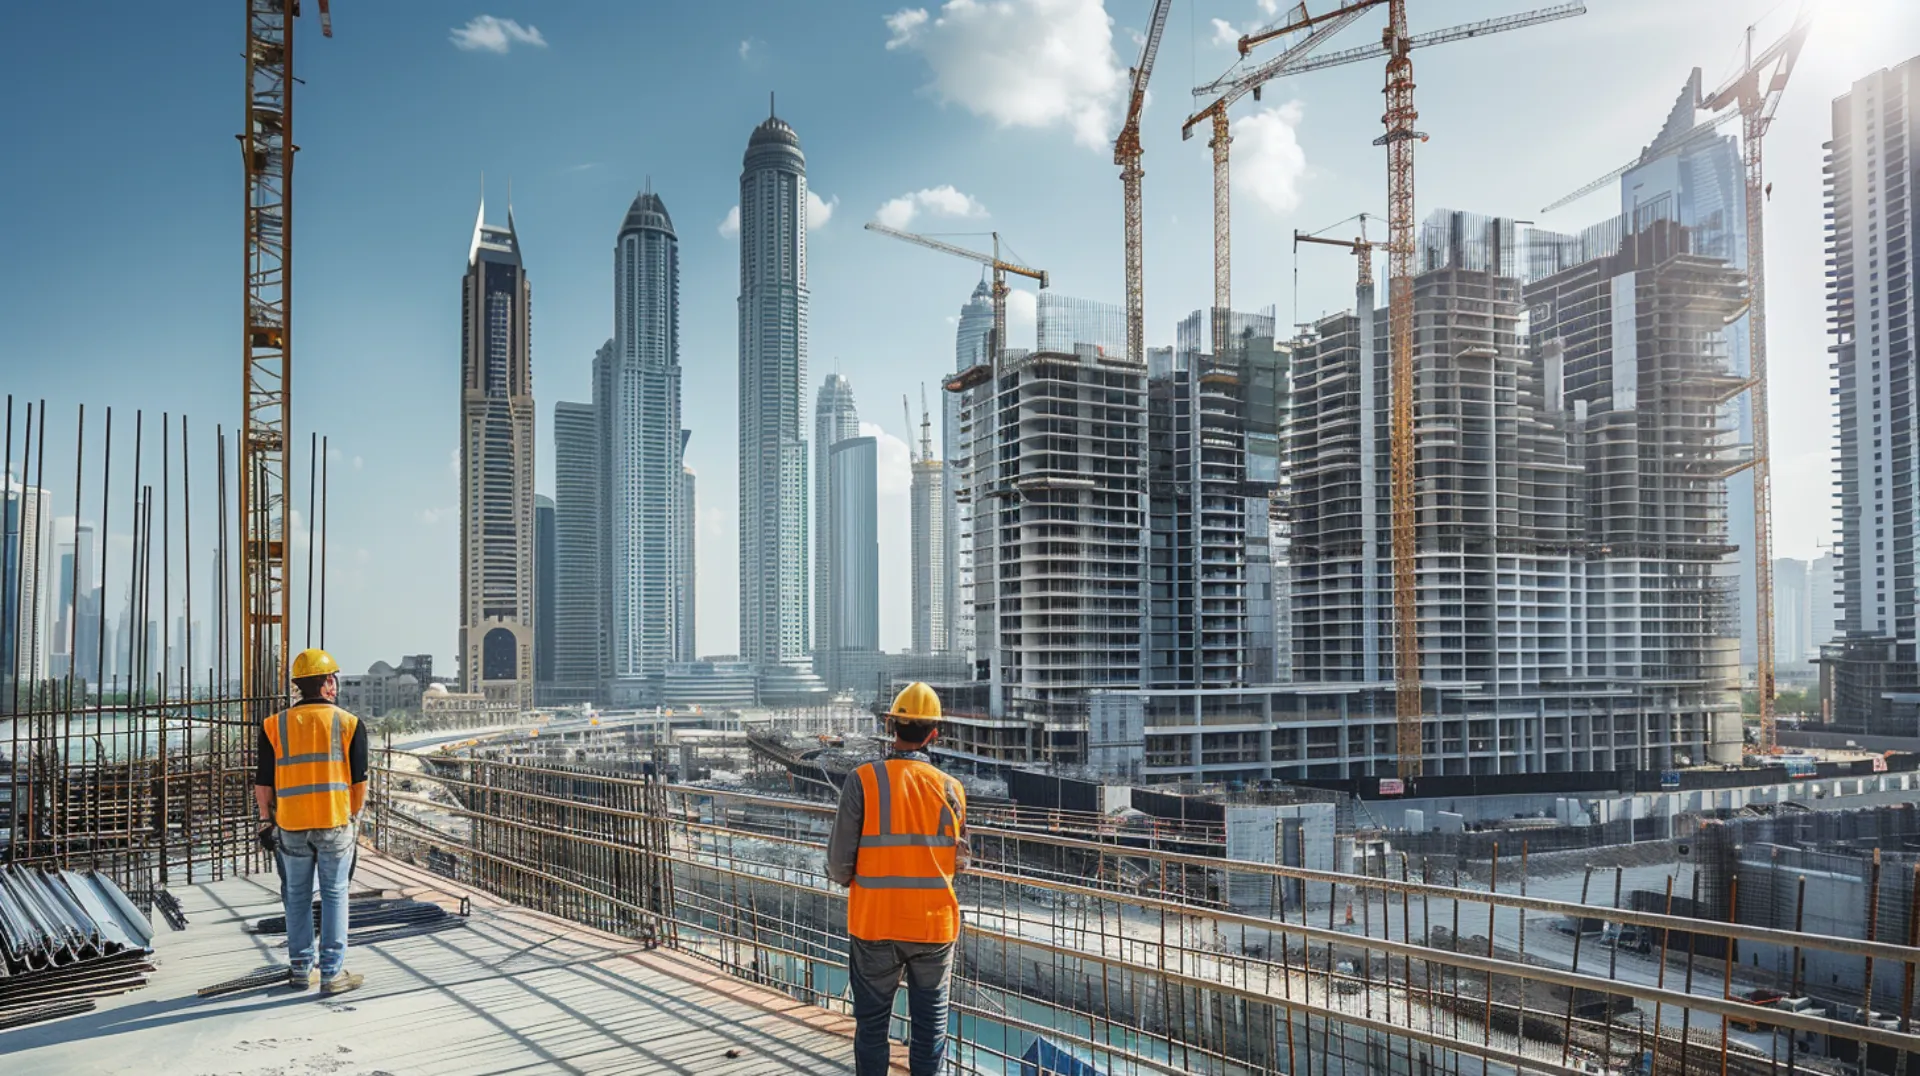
top-left (371, 750), bottom-right (1920, 1075)
top-left (3, 399), bottom-right (313, 895)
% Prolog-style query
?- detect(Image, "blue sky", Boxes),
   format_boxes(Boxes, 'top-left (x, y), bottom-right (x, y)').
top-left (2, 0), bottom-right (1915, 674)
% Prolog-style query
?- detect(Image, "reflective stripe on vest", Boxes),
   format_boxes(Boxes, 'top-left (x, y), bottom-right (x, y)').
top-left (264, 703), bottom-right (356, 832)
top-left (847, 758), bottom-right (965, 945)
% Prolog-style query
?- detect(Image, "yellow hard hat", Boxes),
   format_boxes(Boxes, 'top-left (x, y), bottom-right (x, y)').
top-left (888, 682), bottom-right (942, 722)
top-left (290, 648), bottom-right (340, 680)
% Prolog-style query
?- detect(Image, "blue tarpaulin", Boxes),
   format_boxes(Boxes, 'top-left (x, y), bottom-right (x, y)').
top-left (1019, 1037), bottom-right (1106, 1076)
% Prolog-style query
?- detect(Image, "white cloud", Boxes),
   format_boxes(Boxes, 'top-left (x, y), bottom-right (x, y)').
top-left (1006, 287), bottom-right (1037, 350)
top-left (448, 447), bottom-right (460, 475)
top-left (807, 190), bottom-right (838, 231)
top-left (352, 456), bottom-right (363, 471)
top-left (1233, 101), bottom-right (1307, 215)
top-left (449, 15), bottom-right (547, 54)
top-left (739, 39), bottom-right (754, 60)
top-left (1259, 0), bottom-right (1280, 14)
top-left (1211, 18), bottom-right (1242, 48)
top-left (861, 422), bottom-right (915, 500)
top-left (719, 205), bottom-right (741, 238)
top-left (883, 0), bottom-right (1125, 150)
top-left (563, 162), bottom-right (598, 174)
top-left (875, 184), bottom-right (988, 230)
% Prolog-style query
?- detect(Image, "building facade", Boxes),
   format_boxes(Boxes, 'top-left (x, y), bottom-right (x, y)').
top-left (1826, 56), bottom-right (1920, 734)
top-left (679, 454), bottom-right (697, 663)
top-left (552, 398), bottom-right (601, 702)
top-left (1148, 328), bottom-right (1250, 691)
top-left (1092, 210), bottom-right (1746, 783)
top-left (1619, 72), bottom-right (1758, 669)
top-left (825, 436), bottom-right (879, 690)
top-left (1775, 557), bottom-right (1811, 670)
top-left (948, 279), bottom-right (994, 663)
top-left (910, 443), bottom-right (947, 654)
top-left (943, 347), bottom-right (1148, 765)
top-left (601, 190), bottom-right (686, 698)
top-left (457, 202), bottom-right (536, 710)
top-left (738, 110), bottom-right (811, 670)
top-left (812, 373), bottom-right (860, 662)
top-left (534, 494), bottom-right (555, 689)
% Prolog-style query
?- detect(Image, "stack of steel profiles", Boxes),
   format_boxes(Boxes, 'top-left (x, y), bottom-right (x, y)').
top-left (251, 894), bottom-right (467, 947)
top-left (0, 866), bottom-right (156, 1030)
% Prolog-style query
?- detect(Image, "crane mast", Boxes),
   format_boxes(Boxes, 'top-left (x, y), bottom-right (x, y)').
top-left (240, 0), bottom-right (327, 714)
top-left (1116, 0), bottom-right (1174, 369)
top-left (1379, 0), bottom-right (1425, 779)
top-left (1695, 10), bottom-right (1808, 756)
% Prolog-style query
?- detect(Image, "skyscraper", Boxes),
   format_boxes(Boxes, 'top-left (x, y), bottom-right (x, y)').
top-left (813, 373), bottom-right (859, 660)
top-left (534, 494), bottom-right (556, 689)
top-left (679, 451), bottom-right (697, 662)
top-left (1617, 73), bottom-right (1757, 669)
top-left (738, 106), bottom-right (810, 669)
top-left (601, 189), bottom-right (685, 699)
top-left (552, 398), bottom-right (601, 701)
top-left (1, 481), bottom-right (52, 690)
top-left (1827, 56), bottom-right (1920, 733)
top-left (458, 201), bottom-right (536, 710)
top-left (948, 280), bottom-right (993, 662)
top-left (1775, 557), bottom-right (1810, 668)
top-left (826, 436), bottom-right (879, 689)
top-left (910, 406), bottom-right (946, 654)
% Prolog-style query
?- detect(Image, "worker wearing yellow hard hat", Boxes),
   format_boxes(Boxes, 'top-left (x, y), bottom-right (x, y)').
top-left (825, 683), bottom-right (969, 1075)
top-left (253, 647), bottom-right (368, 996)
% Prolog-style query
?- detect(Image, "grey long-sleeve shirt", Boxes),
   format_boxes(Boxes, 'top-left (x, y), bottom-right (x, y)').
top-left (826, 749), bottom-right (970, 887)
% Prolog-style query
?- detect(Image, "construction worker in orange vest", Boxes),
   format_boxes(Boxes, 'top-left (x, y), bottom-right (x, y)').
top-left (253, 648), bottom-right (368, 996)
top-left (827, 682), bottom-right (969, 1076)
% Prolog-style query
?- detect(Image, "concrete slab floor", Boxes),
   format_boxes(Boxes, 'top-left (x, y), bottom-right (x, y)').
top-left (0, 853), bottom-right (893, 1075)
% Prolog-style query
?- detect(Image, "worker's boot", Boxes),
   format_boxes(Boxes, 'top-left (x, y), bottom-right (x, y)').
top-left (319, 970), bottom-right (363, 996)
top-left (288, 966), bottom-right (318, 990)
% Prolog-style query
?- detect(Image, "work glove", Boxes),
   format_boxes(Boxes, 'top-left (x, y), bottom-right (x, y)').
top-left (258, 824), bottom-right (278, 853)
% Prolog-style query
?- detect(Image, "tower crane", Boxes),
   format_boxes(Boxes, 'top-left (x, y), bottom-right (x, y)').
top-left (1183, 6), bottom-right (1369, 357)
top-left (863, 223), bottom-right (1049, 389)
top-left (240, 0), bottom-right (330, 714)
top-left (903, 395), bottom-right (918, 464)
top-left (1702, 9), bottom-right (1811, 757)
top-left (1228, 0), bottom-right (1586, 780)
top-left (1184, 1), bottom-right (1583, 357)
top-left (1294, 214), bottom-right (1376, 293)
top-left (919, 385), bottom-right (936, 465)
top-left (1114, 0), bottom-right (1174, 369)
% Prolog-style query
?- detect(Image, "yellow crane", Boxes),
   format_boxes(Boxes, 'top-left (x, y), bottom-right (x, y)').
top-left (240, 0), bottom-right (329, 712)
top-left (1294, 214), bottom-right (1376, 293)
top-left (1114, 0), bottom-right (1174, 369)
top-left (1539, 8), bottom-right (1810, 756)
top-left (1701, 10), bottom-right (1810, 757)
top-left (863, 223), bottom-right (1048, 390)
top-left (1183, 6), bottom-right (1369, 357)
top-left (1231, 0), bottom-right (1585, 780)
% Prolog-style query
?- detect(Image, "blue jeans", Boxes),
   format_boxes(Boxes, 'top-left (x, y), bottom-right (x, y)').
top-left (278, 822), bottom-right (356, 977)
top-left (849, 936), bottom-right (952, 1076)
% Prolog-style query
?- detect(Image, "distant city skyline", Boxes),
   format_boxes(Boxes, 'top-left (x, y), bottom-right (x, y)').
top-left (4, 1), bottom-right (1912, 672)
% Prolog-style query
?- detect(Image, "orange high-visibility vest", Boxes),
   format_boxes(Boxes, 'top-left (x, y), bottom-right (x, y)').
top-left (263, 702), bottom-right (358, 831)
top-left (847, 757), bottom-right (966, 944)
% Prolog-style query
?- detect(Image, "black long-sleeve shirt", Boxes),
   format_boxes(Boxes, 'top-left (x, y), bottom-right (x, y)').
top-left (254, 702), bottom-right (369, 788)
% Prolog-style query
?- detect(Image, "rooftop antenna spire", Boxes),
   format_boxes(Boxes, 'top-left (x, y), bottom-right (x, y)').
top-left (770, 91), bottom-right (776, 118)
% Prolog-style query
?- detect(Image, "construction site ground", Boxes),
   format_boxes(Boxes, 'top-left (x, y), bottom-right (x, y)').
top-left (2, 852), bottom-right (898, 1075)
